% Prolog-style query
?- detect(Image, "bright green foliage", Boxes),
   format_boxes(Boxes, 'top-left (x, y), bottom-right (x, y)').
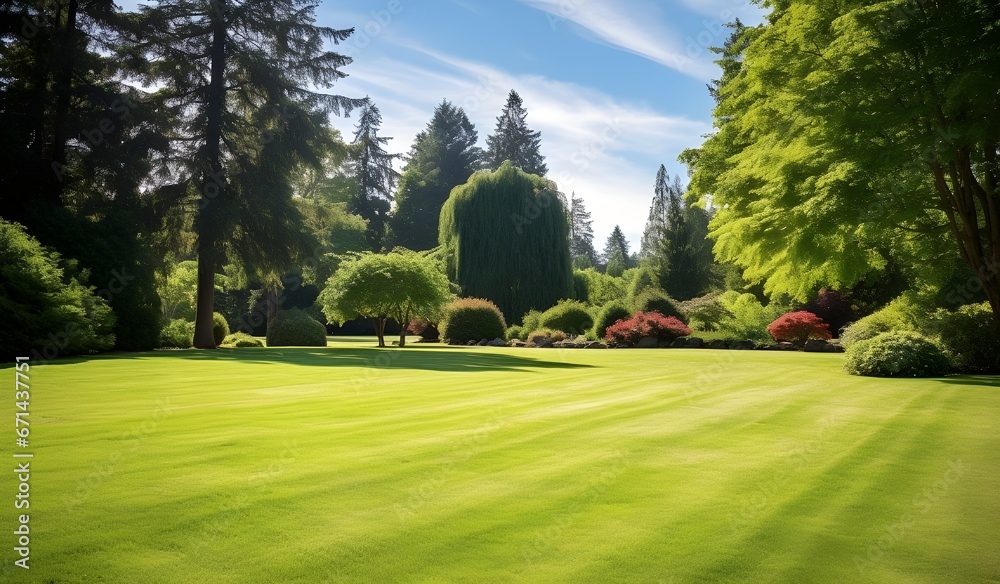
top-left (159, 319), bottom-right (194, 349)
top-left (389, 101), bottom-right (483, 251)
top-left (679, 293), bottom-right (729, 332)
top-left (840, 301), bottom-right (916, 350)
top-left (592, 300), bottom-right (633, 339)
top-left (0, 219), bottom-right (115, 358)
top-left (157, 260), bottom-right (198, 321)
top-left (293, 197), bottom-right (370, 285)
top-left (505, 325), bottom-right (527, 342)
top-left (439, 162), bottom-right (573, 321)
top-left (539, 300), bottom-right (594, 336)
top-left (319, 250), bottom-right (452, 347)
top-left (845, 331), bottom-right (952, 378)
top-left (627, 267), bottom-right (658, 300)
top-left (519, 309), bottom-right (544, 333)
top-left (221, 332), bottom-right (263, 348)
top-left (212, 312), bottom-right (230, 346)
top-left (928, 302), bottom-right (1000, 371)
top-left (633, 289), bottom-right (686, 324)
top-left (682, 1), bottom-right (1000, 323)
top-left (266, 308), bottom-right (327, 347)
top-left (484, 90), bottom-right (547, 176)
top-left (574, 268), bottom-right (628, 308)
top-left (715, 291), bottom-right (782, 343)
top-left (439, 298), bottom-right (507, 344)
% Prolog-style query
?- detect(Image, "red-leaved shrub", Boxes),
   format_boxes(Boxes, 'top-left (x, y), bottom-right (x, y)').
top-left (767, 311), bottom-right (832, 342)
top-left (604, 311), bottom-right (692, 346)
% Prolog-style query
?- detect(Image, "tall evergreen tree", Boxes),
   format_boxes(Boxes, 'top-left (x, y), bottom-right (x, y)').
top-left (389, 100), bottom-right (482, 250)
top-left (603, 226), bottom-right (632, 277)
top-left (653, 179), bottom-right (715, 300)
top-left (351, 100), bottom-right (400, 251)
top-left (568, 192), bottom-right (597, 268)
top-left (640, 165), bottom-right (671, 258)
top-left (484, 90), bottom-right (547, 176)
top-left (136, 0), bottom-right (363, 348)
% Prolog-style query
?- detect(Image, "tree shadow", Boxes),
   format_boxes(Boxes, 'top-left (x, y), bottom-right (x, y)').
top-left (933, 375), bottom-right (1000, 389)
top-left (28, 345), bottom-right (595, 373)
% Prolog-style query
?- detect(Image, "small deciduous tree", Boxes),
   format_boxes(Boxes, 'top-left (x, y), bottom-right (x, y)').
top-left (318, 250), bottom-right (451, 347)
top-left (767, 311), bottom-right (832, 342)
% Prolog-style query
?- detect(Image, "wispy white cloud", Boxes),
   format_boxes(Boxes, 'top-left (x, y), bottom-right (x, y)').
top-left (329, 42), bottom-right (709, 246)
top-left (519, 0), bottom-right (718, 80)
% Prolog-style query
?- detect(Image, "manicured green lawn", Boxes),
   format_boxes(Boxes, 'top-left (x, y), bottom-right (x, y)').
top-left (2, 339), bottom-right (998, 583)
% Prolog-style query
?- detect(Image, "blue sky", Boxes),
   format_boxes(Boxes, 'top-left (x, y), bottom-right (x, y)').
top-left (318, 0), bottom-right (765, 248)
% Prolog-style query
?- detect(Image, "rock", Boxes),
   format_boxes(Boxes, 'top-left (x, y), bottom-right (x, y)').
top-left (766, 342), bottom-right (798, 351)
top-left (707, 340), bottom-right (729, 350)
top-left (584, 341), bottom-right (607, 349)
top-left (804, 339), bottom-right (830, 352)
top-left (670, 338), bottom-right (690, 348)
top-left (686, 337), bottom-right (705, 348)
top-left (477, 339), bottom-right (489, 346)
top-left (487, 338), bottom-right (506, 347)
top-left (509, 339), bottom-right (527, 348)
top-left (636, 336), bottom-right (659, 348)
top-left (467, 340), bottom-right (478, 346)
top-left (729, 340), bottom-right (756, 350)
top-left (529, 338), bottom-right (554, 348)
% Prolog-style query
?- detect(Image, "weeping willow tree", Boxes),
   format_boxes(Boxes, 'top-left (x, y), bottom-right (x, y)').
top-left (439, 161), bottom-right (572, 323)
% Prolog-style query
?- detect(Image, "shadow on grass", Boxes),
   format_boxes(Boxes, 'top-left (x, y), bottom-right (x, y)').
top-left (933, 375), bottom-right (1000, 388)
top-left (33, 345), bottom-right (595, 373)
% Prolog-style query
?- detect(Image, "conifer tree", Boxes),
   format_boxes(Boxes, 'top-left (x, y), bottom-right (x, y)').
top-left (351, 100), bottom-right (400, 251)
top-left (484, 90), bottom-right (547, 176)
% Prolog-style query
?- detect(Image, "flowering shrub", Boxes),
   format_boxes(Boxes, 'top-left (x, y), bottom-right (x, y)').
top-left (767, 311), bottom-right (832, 342)
top-left (604, 311), bottom-right (691, 347)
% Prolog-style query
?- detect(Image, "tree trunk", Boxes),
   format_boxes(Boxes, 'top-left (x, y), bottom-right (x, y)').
top-left (373, 317), bottom-right (385, 347)
top-left (192, 0), bottom-right (228, 349)
top-left (398, 305), bottom-right (411, 347)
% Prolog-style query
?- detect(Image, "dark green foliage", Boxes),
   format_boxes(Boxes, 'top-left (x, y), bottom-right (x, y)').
top-left (221, 332), bottom-right (263, 348)
top-left (439, 162), bottom-right (573, 321)
top-left (647, 171), bottom-right (714, 300)
top-left (212, 312), bottom-right (230, 346)
top-left (844, 332), bottom-right (951, 378)
top-left (633, 289), bottom-right (687, 324)
top-left (539, 300), bottom-right (593, 336)
top-left (440, 298), bottom-right (506, 344)
top-left (572, 271), bottom-right (590, 303)
top-left (484, 90), bottom-right (546, 176)
top-left (592, 301), bottom-right (633, 339)
top-left (603, 226), bottom-right (632, 276)
top-left (159, 319), bottom-right (194, 349)
top-left (266, 308), bottom-right (328, 347)
top-left (0, 219), bottom-right (116, 359)
top-left (351, 102), bottom-right (401, 250)
top-left (568, 193), bottom-right (597, 268)
top-left (801, 289), bottom-right (855, 337)
top-left (389, 101), bottom-right (482, 250)
top-left (928, 303), bottom-right (1000, 372)
top-left (505, 325), bottom-right (527, 341)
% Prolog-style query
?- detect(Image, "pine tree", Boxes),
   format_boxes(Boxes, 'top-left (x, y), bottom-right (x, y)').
top-left (351, 100), bottom-right (400, 251)
top-left (568, 193), bottom-right (597, 268)
top-left (484, 90), bottom-right (547, 176)
top-left (640, 165), bottom-right (671, 258)
top-left (137, 0), bottom-right (363, 348)
top-left (603, 226), bottom-right (631, 277)
top-left (653, 178), bottom-right (714, 300)
top-left (389, 100), bottom-right (482, 250)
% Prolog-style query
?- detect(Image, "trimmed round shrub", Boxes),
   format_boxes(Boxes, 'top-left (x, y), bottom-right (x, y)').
top-left (526, 328), bottom-right (568, 346)
top-left (627, 267), bottom-right (658, 299)
top-left (767, 311), bottom-right (832, 342)
top-left (539, 300), bottom-right (593, 336)
top-left (840, 303), bottom-right (912, 349)
top-left (633, 289), bottom-right (687, 323)
top-left (266, 308), bottom-right (328, 347)
top-left (844, 331), bottom-right (951, 378)
top-left (221, 332), bottom-right (263, 347)
top-left (592, 300), bottom-right (632, 339)
top-left (505, 325), bottom-right (526, 341)
top-left (928, 302), bottom-right (1000, 371)
top-left (605, 311), bottom-right (691, 347)
top-left (440, 298), bottom-right (506, 344)
top-left (159, 319), bottom-right (194, 348)
top-left (213, 312), bottom-right (230, 345)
